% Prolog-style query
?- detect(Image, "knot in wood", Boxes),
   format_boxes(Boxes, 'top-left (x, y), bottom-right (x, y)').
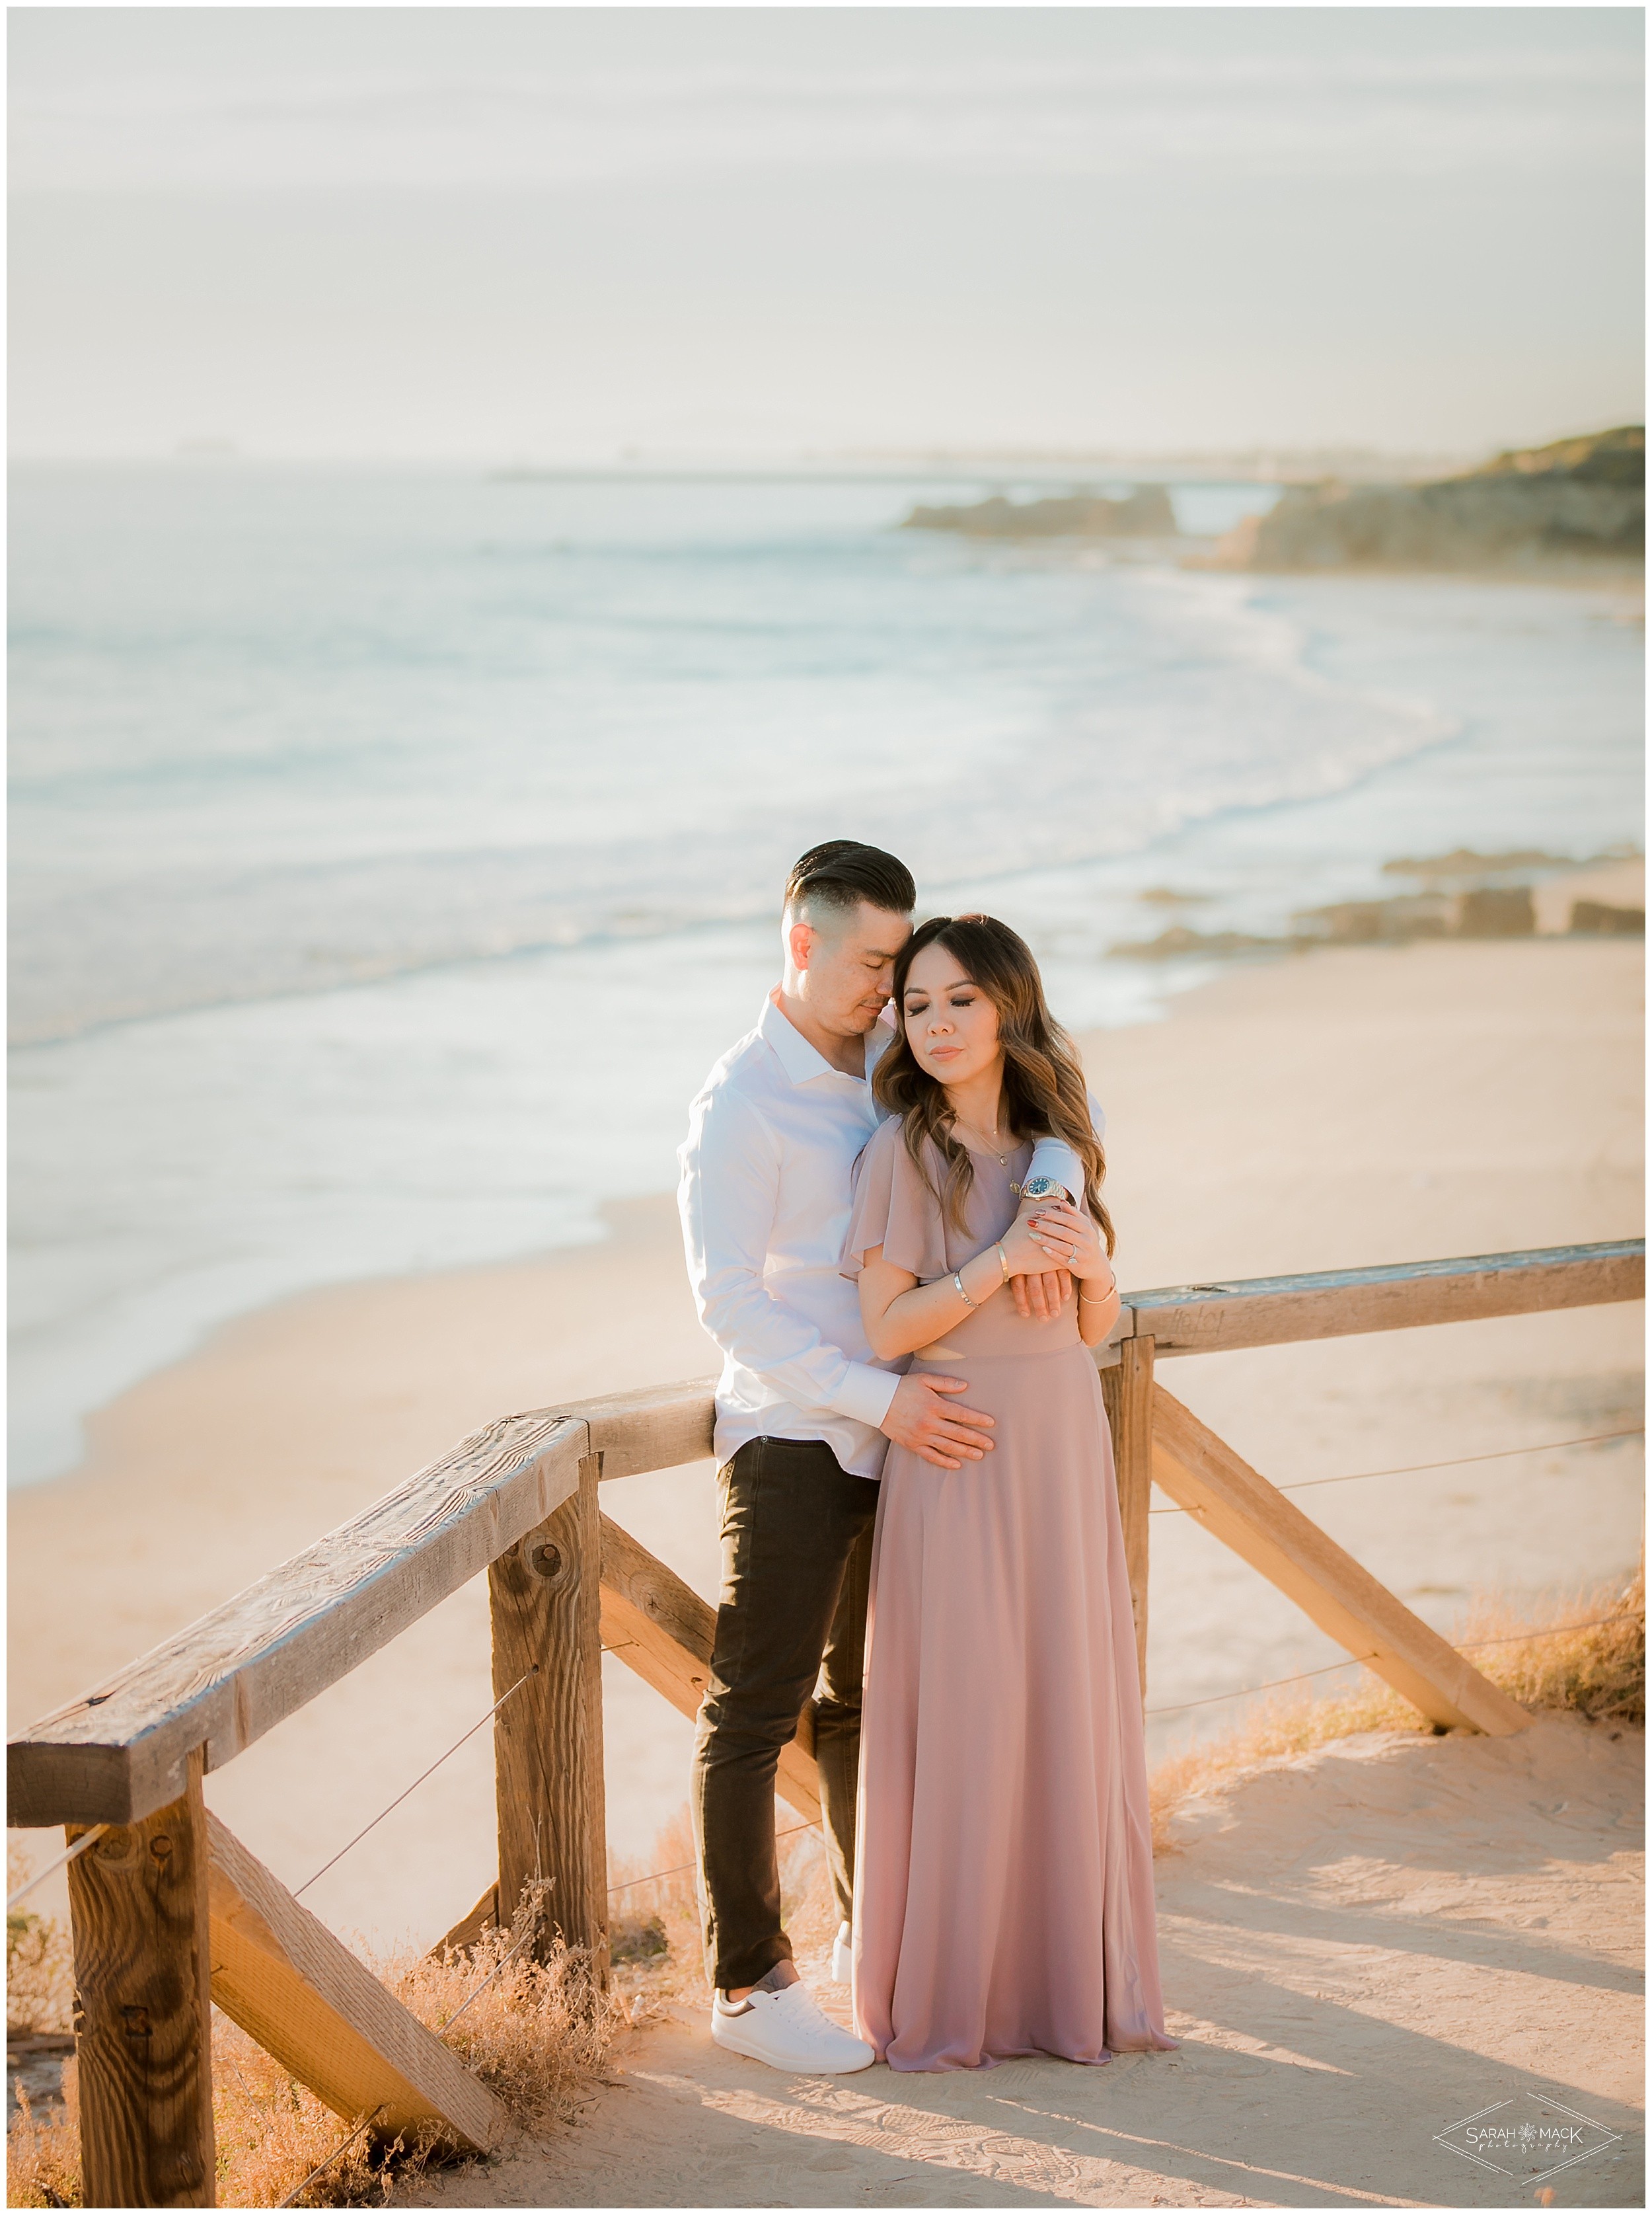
top-left (528, 1541), bottom-right (566, 1582)
top-left (149, 1834), bottom-right (173, 1861)
top-left (91, 1827), bottom-right (141, 1871)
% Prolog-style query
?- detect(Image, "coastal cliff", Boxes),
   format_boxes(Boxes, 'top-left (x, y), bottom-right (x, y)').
top-left (1215, 425), bottom-right (1643, 572)
top-left (901, 485), bottom-right (1178, 538)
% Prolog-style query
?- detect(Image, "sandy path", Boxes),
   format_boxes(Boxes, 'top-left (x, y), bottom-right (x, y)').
top-left (408, 1715), bottom-right (1643, 2210)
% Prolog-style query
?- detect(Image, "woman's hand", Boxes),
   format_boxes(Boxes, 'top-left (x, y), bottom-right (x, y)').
top-left (996, 1213), bottom-right (1072, 1285)
top-left (1027, 1200), bottom-right (1111, 1288)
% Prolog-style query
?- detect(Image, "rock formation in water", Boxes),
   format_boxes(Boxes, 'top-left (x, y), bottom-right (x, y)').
top-left (1215, 426), bottom-right (1643, 572)
top-left (901, 485), bottom-right (1178, 538)
top-left (1111, 847), bottom-right (1643, 960)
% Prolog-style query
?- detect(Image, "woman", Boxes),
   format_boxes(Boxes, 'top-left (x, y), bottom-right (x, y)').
top-left (842, 913), bottom-right (1174, 2072)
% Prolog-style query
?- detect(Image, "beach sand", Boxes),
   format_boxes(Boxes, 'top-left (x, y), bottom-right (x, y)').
top-left (7, 929), bottom-right (1644, 2199)
top-left (408, 1712), bottom-right (1645, 2210)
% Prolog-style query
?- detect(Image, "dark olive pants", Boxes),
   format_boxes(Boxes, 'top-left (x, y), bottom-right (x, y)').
top-left (691, 1435), bottom-right (878, 1993)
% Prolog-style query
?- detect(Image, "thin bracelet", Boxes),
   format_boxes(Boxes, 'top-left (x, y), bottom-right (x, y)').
top-left (954, 1268), bottom-right (981, 1311)
top-left (995, 1242), bottom-right (1010, 1284)
top-left (1077, 1281), bottom-right (1116, 1306)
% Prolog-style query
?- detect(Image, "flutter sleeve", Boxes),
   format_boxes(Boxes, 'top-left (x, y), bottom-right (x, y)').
top-left (841, 1116), bottom-right (950, 1281)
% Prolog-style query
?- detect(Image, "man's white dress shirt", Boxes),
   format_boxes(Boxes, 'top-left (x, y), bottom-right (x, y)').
top-left (678, 993), bottom-right (1093, 1479)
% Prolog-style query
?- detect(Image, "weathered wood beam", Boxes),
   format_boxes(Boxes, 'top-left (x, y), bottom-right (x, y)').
top-left (9, 1413), bottom-right (587, 1830)
top-left (1100, 1337), bottom-right (1154, 1697)
top-left (599, 1514), bottom-right (823, 1823)
top-left (68, 1750), bottom-right (217, 2208)
top-left (1127, 1239), bottom-right (1643, 1358)
top-left (523, 1248), bottom-right (1643, 1442)
top-left (1151, 1386), bottom-right (1530, 1736)
top-left (206, 1810), bottom-right (506, 2152)
top-left (578, 1376), bottom-right (718, 1479)
top-left (490, 1457), bottom-right (609, 1976)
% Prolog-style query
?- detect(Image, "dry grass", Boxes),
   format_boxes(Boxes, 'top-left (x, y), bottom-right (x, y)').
top-left (1148, 1568), bottom-right (1645, 1851)
top-left (400, 1884), bottom-right (627, 2133)
top-left (7, 1847), bottom-right (73, 2039)
top-left (8, 2066), bottom-right (81, 2210)
top-left (7, 1881), bottom-right (627, 2210)
top-left (1455, 1567), bottom-right (1645, 1725)
top-left (207, 2023), bottom-right (418, 2211)
top-left (7, 1846), bottom-right (81, 2207)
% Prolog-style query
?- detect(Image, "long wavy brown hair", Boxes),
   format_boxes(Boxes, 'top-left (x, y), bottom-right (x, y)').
top-left (873, 913), bottom-right (1114, 1253)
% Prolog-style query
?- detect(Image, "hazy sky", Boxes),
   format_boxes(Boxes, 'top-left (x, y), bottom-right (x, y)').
top-left (9, 7), bottom-right (1645, 461)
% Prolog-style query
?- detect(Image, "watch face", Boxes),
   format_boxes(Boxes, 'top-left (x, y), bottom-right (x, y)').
top-left (1020, 1177), bottom-right (1060, 1199)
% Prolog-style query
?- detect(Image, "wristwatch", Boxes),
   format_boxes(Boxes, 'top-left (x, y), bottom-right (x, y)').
top-left (1017, 1175), bottom-right (1072, 1204)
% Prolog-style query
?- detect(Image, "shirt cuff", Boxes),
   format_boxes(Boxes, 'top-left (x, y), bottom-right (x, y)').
top-left (1027, 1136), bottom-right (1083, 1203)
top-left (829, 1362), bottom-right (902, 1430)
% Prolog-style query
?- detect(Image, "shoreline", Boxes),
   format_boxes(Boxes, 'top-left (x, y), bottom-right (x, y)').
top-left (10, 857), bottom-right (1643, 1495)
top-left (8, 931), bottom-right (1643, 1952)
top-left (13, 559), bottom-right (1642, 1485)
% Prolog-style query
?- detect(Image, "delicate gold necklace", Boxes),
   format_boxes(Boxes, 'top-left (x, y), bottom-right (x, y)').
top-left (951, 1113), bottom-right (1010, 1167)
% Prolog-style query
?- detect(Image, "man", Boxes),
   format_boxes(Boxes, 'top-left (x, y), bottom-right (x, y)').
top-left (677, 839), bottom-right (1088, 2073)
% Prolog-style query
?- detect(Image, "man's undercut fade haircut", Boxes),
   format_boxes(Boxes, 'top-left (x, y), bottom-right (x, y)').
top-left (785, 840), bottom-right (916, 925)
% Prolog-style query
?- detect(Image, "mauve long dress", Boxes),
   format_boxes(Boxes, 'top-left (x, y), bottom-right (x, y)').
top-left (843, 1114), bottom-right (1174, 2072)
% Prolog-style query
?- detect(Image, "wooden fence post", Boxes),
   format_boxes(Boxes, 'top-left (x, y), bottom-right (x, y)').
top-left (1102, 1337), bottom-right (1154, 1699)
top-left (67, 1747), bottom-right (216, 2208)
top-left (489, 1450), bottom-right (609, 1981)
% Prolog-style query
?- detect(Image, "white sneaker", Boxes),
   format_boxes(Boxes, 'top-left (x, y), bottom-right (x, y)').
top-left (710, 1982), bottom-right (876, 2074)
top-left (830, 1921), bottom-right (853, 1985)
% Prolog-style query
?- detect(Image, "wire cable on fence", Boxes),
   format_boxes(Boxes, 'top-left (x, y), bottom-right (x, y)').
top-left (1148, 1424), bottom-right (1643, 1514)
top-left (1144, 1610), bottom-right (1643, 1719)
top-left (1457, 1613), bottom-right (1639, 1653)
top-left (275, 2105), bottom-right (386, 2208)
top-left (1146, 1656), bottom-right (1378, 1717)
top-left (293, 1669), bottom-right (536, 1901)
top-left (6, 1823), bottom-right (109, 1912)
top-left (607, 1819), bottom-right (813, 1901)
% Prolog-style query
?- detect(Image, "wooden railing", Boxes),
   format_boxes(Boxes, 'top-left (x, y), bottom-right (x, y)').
top-left (8, 1238), bottom-right (1643, 2205)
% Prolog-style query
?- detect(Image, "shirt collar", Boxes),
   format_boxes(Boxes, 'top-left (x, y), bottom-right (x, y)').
top-left (760, 990), bottom-right (889, 1088)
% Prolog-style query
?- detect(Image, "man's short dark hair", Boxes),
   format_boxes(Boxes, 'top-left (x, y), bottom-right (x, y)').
top-left (785, 840), bottom-right (916, 921)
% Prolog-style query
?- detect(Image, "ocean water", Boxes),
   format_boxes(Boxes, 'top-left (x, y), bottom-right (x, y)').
top-left (9, 465), bottom-right (1643, 1483)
